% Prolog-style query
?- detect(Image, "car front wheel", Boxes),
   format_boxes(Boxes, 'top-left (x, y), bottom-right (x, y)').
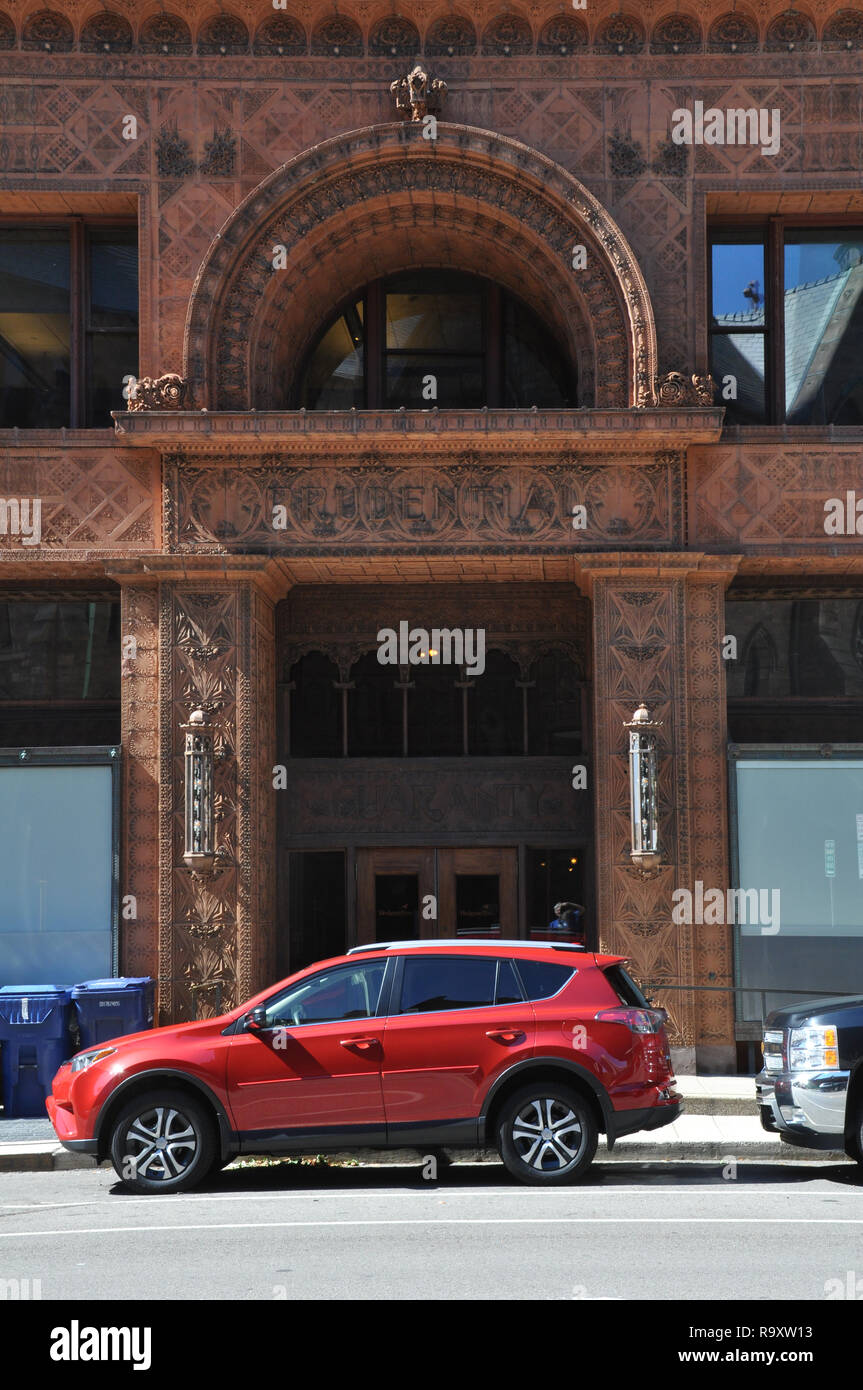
top-left (496, 1083), bottom-right (598, 1185)
top-left (109, 1089), bottom-right (216, 1194)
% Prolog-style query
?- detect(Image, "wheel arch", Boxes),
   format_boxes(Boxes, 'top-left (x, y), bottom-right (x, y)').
top-left (94, 1069), bottom-right (235, 1163)
top-left (480, 1058), bottom-right (612, 1148)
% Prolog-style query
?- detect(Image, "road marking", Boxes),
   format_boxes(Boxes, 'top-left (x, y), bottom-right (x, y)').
top-left (1, 1216), bottom-right (862, 1238)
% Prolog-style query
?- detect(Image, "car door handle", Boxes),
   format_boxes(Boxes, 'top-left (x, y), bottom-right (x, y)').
top-left (339, 1036), bottom-right (381, 1052)
top-left (485, 1028), bottom-right (526, 1044)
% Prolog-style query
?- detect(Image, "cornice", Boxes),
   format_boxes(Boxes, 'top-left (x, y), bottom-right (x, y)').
top-left (112, 408), bottom-right (725, 453)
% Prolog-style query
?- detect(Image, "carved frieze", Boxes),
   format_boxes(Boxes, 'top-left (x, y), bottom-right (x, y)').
top-left (282, 759), bottom-right (590, 841)
top-left (128, 374), bottom-right (189, 412)
top-left (166, 453), bottom-right (684, 553)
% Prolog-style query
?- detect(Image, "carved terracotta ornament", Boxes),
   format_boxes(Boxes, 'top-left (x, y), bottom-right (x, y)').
top-left (128, 373), bottom-right (189, 412)
top-left (654, 371), bottom-right (715, 407)
top-left (390, 64), bottom-right (447, 122)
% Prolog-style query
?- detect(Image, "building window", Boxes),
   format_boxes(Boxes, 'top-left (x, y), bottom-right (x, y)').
top-left (286, 645), bottom-right (583, 757)
top-left (0, 222), bottom-right (138, 429)
top-left (0, 600), bottom-right (120, 746)
top-left (296, 270), bottom-right (577, 410)
top-left (725, 595), bottom-right (863, 741)
top-left (710, 224), bottom-right (863, 425)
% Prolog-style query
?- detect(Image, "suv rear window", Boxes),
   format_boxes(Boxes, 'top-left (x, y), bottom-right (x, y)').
top-left (514, 960), bottom-right (575, 1001)
top-left (603, 964), bottom-right (649, 1007)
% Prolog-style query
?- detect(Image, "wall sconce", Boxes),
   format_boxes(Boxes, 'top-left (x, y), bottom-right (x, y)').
top-left (182, 708), bottom-right (215, 874)
top-left (624, 702), bottom-right (662, 878)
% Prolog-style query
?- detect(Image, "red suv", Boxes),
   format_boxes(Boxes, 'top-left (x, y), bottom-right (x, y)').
top-left (47, 940), bottom-right (680, 1192)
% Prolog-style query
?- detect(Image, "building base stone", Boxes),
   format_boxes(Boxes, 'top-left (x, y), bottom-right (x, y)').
top-left (695, 1044), bottom-right (738, 1076)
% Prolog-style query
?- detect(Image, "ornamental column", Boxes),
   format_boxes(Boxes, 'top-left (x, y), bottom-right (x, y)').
top-left (575, 555), bottom-right (740, 1073)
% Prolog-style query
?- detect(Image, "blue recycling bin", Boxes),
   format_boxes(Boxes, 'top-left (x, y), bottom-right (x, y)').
top-left (0, 986), bottom-right (73, 1118)
top-left (71, 977), bottom-right (155, 1048)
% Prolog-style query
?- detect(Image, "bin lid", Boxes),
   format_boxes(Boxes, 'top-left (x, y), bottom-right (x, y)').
top-left (0, 985), bottom-right (69, 994)
top-left (71, 977), bottom-right (153, 993)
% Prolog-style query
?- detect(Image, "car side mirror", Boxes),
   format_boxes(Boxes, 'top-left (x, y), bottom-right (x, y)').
top-left (246, 1006), bottom-right (268, 1032)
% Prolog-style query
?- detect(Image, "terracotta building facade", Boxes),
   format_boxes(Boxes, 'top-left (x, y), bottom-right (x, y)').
top-left (1, 0), bottom-right (863, 1074)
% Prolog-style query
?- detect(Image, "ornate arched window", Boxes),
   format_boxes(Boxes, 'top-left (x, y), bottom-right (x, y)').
top-left (296, 270), bottom-right (578, 410)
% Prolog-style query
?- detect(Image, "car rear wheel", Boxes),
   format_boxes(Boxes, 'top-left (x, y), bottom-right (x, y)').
top-left (109, 1089), bottom-right (216, 1194)
top-left (496, 1083), bottom-right (598, 1185)
top-left (845, 1105), bottom-right (863, 1164)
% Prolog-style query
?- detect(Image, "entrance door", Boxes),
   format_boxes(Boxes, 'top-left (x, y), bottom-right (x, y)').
top-left (356, 847), bottom-right (518, 942)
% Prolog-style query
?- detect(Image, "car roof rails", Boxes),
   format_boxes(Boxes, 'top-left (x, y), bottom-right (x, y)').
top-left (346, 939), bottom-right (586, 955)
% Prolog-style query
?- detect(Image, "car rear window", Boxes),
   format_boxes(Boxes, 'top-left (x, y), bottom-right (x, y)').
top-left (603, 964), bottom-right (649, 1007)
top-left (514, 960), bottom-right (575, 1001)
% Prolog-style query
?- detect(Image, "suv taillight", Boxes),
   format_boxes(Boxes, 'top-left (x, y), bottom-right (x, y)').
top-left (595, 1006), bottom-right (665, 1034)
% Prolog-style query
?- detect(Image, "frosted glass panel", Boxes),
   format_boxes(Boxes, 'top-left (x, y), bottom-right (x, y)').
top-left (735, 757), bottom-right (863, 1016)
top-left (0, 765), bottom-right (113, 986)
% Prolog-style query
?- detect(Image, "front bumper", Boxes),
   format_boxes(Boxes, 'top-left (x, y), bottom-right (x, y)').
top-left (756, 1067), bottom-right (850, 1149)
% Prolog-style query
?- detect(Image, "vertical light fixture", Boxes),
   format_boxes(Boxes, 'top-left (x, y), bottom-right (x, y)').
top-left (182, 708), bottom-right (215, 873)
top-left (625, 702), bottom-right (662, 877)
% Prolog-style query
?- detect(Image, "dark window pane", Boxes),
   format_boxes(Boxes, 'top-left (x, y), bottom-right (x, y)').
top-left (495, 958), bottom-right (523, 1004)
top-left (290, 652), bottom-right (341, 756)
top-left (285, 851), bottom-right (346, 974)
top-left (87, 228), bottom-right (138, 329)
top-left (385, 354), bottom-right (484, 408)
top-left (408, 664), bottom-right (462, 756)
top-left (0, 228), bottom-right (71, 428)
top-left (385, 274), bottom-right (483, 352)
top-left (469, 650), bottom-right (522, 755)
top-left (399, 955), bottom-right (497, 1012)
top-left (504, 295), bottom-right (576, 407)
top-left (784, 231), bottom-right (863, 424)
top-left (348, 652), bottom-right (402, 756)
top-left (300, 301), bottom-right (364, 409)
top-left (86, 331), bottom-right (139, 427)
top-left (375, 874), bottom-right (419, 941)
top-left (0, 601), bottom-right (119, 702)
top-left (525, 847), bottom-right (586, 941)
top-left (515, 960), bottom-right (575, 1001)
top-left (527, 651), bottom-right (582, 755)
top-left (455, 874), bottom-right (501, 937)
top-left (711, 237), bottom-right (766, 323)
top-left (709, 331), bottom-right (767, 423)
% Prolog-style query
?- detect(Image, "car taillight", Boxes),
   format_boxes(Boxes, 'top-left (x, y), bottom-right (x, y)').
top-left (595, 1007), bottom-right (664, 1034)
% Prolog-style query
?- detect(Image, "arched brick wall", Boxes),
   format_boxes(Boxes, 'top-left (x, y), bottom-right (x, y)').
top-left (183, 124), bottom-right (659, 410)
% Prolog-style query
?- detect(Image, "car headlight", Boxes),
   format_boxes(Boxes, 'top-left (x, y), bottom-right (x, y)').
top-left (788, 1025), bottom-right (839, 1072)
top-left (762, 1028), bottom-right (784, 1071)
top-left (70, 1047), bottom-right (117, 1074)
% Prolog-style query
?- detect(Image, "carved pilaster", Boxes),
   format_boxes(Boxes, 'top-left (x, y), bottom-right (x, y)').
top-left (581, 555), bottom-right (740, 1067)
top-left (120, 584), bottom-right (160, 981)
top-left (158, 581), bottom-right (276, 1022)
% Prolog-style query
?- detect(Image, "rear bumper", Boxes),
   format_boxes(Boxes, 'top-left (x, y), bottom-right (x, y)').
top-left (608, 1094), bottom-right (682, 1142)
top-left (756, 1067), bottom-right (849, 1148)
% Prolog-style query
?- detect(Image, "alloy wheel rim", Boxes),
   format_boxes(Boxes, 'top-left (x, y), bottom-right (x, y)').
top-left (512, 1097), bottom-right (584, 1171)
top-left (123, 1106), bottom-right (198, 1182)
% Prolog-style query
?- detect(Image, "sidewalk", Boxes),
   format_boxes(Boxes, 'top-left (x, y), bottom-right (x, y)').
top-left (0, 1078), bottom-right (851, 1171)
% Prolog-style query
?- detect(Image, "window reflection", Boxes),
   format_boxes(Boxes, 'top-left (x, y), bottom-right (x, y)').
top-left (297, 271), bottom-right (576, 409)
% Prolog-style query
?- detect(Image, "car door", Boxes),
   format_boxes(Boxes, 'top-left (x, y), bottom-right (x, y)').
top-left (381, 954), bottom-right (535, 1141)
top-left (226, 958), bottom-right (391, 1148)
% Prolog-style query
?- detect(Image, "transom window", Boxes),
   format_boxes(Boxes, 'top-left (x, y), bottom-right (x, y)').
top-left (710, 222), bottom-right (863, 425)
top-left (296, 270), bottom-right (577, 410)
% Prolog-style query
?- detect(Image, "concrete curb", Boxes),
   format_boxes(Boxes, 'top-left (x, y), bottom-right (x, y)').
top-left (0, 1140), bottom-right (851, 1172)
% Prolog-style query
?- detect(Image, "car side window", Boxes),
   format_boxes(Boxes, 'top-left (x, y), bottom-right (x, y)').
top-left (261, 961), bottom-right (387, 1028)
top-left (398, 956), bottom-right (497, 1014)
top-left (515, 960), bottom-right (575, 1001)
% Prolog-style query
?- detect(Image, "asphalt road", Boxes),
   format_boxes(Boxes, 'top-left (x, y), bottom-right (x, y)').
top-left (1, 1160), bottom-right (862, 1301)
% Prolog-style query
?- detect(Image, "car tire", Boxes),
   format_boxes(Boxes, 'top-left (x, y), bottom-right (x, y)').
top-left (109, 1089), bottom-right (217, 1194)
top-left (496, 1083), bottom-right (598, 1185)
top-left (845, 1109), bottom-right (863, 1164)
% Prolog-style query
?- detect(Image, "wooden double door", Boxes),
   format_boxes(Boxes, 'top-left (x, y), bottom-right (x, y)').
top-left (356, 847), bottom-right (518, 944)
